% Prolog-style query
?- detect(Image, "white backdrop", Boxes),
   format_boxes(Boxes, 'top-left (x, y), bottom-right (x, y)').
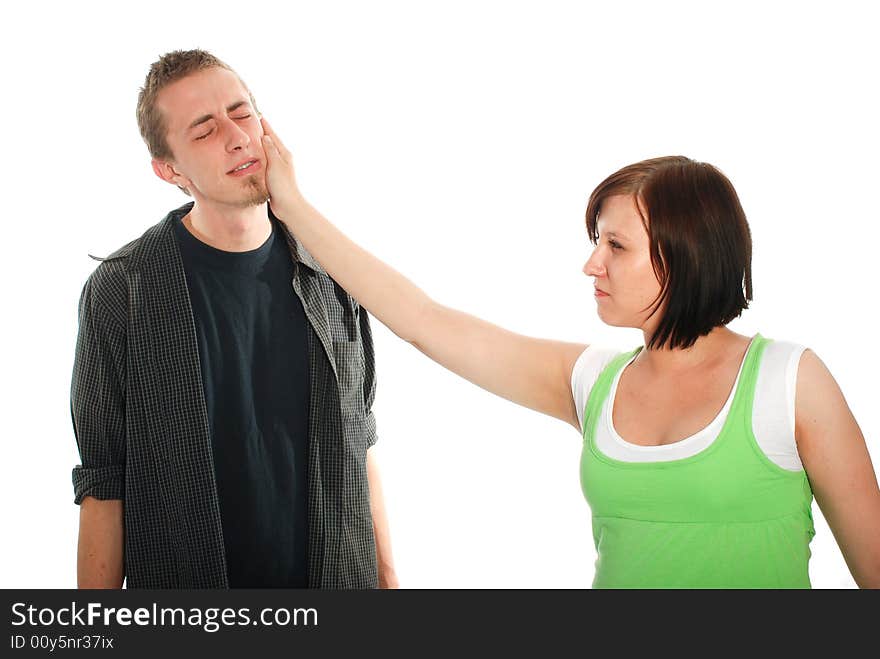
top-left (2, 0), bottom-right (877, 588)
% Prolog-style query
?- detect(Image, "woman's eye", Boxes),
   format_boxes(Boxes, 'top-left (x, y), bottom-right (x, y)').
top-left (609, 240), bottom-right (622, 250)
top-left (233, 114), bottom-right (251, 120)
top-left (195, 130), bottom-right (212, 141)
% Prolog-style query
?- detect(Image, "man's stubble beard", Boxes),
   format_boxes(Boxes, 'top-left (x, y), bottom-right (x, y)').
top-left (235, 174), bottom-right (270, 208)
top-left (189, 174), bottom-right (269, 209)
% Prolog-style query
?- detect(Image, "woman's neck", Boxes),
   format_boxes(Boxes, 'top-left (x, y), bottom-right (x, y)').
top-left (635, 326), bottom-right (750, 375)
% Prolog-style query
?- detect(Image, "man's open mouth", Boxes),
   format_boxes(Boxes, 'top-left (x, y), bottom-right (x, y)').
top-left (228, 160), bottom-right (258, 174)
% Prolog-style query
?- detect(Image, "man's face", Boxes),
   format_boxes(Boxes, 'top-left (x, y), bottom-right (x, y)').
top-left (153, 67), bottom-right (268, 209)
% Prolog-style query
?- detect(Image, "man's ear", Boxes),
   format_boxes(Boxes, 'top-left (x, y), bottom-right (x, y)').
top-left (151, 158), bottom-right (192, 191)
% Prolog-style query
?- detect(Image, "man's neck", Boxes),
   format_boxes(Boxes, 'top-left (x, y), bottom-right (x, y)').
top-left (182, 201), bottom-right (272, 252)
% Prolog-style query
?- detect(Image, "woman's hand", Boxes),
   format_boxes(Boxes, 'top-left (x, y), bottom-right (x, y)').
top-left (260, 116), bottom-right (305, 220)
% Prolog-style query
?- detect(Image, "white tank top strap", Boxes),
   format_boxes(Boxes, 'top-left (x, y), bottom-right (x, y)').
top-left (752, 340), bottom-right (807, 471)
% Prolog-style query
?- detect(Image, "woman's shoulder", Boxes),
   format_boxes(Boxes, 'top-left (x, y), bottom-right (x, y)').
top-left (757, 336), bottom-right (845, 438)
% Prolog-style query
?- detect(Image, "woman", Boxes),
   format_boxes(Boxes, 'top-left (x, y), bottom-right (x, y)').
top-left (260, 119), bottom-right (880, 588)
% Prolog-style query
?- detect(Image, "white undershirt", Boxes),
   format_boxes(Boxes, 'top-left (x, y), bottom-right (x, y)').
top-left (570, 339), bottom-right (807, 471)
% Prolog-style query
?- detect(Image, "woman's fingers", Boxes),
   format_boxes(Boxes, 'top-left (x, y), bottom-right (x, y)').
top-left (260, 117), bottom-right (290, 160)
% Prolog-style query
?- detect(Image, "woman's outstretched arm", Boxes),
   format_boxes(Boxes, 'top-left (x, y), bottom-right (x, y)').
top-left (261, 118), bottom-right (586, 429)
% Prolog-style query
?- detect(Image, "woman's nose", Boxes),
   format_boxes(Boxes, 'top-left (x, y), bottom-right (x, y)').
top-left (583, 249), bottom-right (605, 277)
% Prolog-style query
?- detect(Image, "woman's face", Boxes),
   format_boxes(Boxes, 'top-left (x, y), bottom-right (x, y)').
top-left (583, 194), bottom-right (664, 333)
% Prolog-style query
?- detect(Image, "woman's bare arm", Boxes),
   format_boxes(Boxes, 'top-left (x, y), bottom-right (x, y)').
top-left (795, 350), bottom-right (880, 588)
top-left (261, 118), bottom-right (586, 428)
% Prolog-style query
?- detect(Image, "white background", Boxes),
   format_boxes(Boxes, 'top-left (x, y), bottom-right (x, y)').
top-left (2, 0), bottom-right (877, 588)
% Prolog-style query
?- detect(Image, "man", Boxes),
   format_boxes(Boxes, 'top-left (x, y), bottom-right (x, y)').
top-left (70, 49), bottom-right (397, 589)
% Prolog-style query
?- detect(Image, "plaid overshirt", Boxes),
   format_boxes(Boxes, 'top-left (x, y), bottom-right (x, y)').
top-left (70, 202), bottom-right (379, 588)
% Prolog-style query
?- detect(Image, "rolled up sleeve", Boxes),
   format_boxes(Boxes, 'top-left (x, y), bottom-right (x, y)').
top-left (70, 267), bottom-right (127, 504)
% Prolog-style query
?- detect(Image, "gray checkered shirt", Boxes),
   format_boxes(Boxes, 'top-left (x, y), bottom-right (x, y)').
top-left (70, 203), bottom-right (379, 588)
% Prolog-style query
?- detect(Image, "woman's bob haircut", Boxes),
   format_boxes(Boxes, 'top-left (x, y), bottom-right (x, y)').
top-left (585, 156), bottom-right (753, 350)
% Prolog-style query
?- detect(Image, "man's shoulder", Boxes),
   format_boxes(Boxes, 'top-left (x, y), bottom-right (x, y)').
top-left (81, 203), bottom-right (190, 303)
top-left (89, 202), bottom-right (191, 266)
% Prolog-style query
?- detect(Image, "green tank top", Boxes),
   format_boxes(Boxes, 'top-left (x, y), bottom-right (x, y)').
top-left (579, 335), bottom-right (815, 588)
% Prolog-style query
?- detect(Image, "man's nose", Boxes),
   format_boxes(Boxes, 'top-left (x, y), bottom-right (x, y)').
top-left (223, 119), bottom-right (250, 151)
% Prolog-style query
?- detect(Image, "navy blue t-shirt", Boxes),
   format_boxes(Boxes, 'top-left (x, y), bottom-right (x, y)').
top-left (174, 213), bottom-right (310, 587)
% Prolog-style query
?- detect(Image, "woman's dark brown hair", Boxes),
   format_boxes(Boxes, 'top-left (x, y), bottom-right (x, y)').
top-left (585, 156), bottom-right (753, 350)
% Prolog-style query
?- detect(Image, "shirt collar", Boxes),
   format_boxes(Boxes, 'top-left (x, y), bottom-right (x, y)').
top-left (160, 201), bottom-right (324, 274)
